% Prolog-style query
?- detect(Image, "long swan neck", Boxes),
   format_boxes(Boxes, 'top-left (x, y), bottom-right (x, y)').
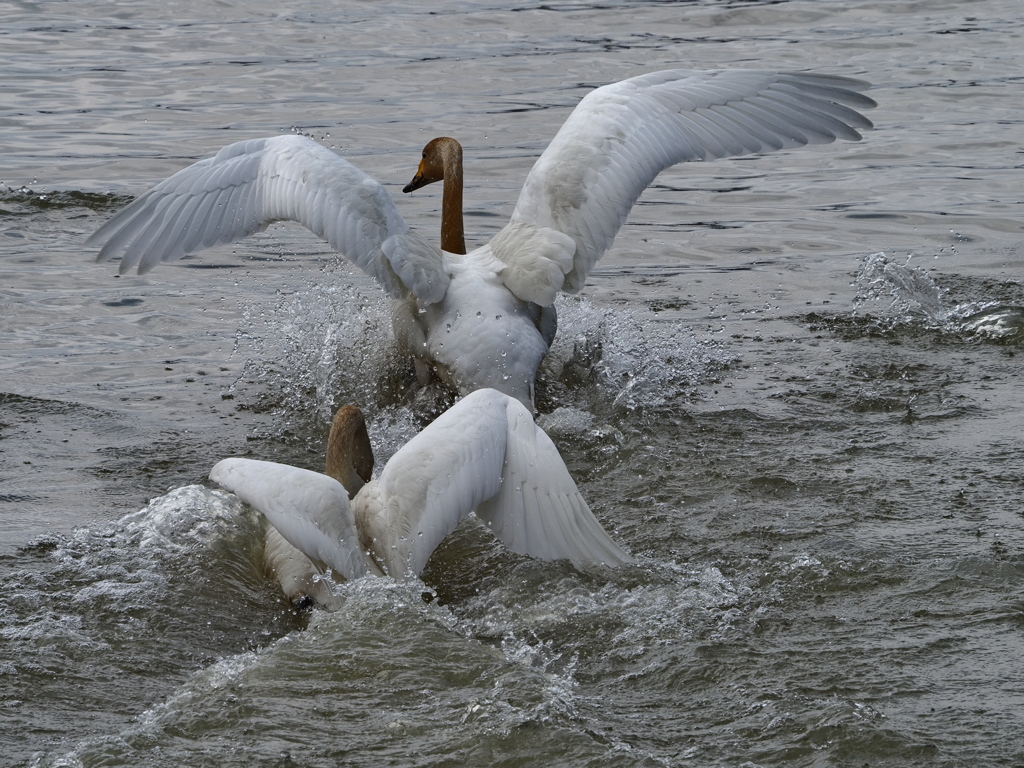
top-left (439, 139), bottom-right (466, 255)
top-left (325, 405), bottom-right (375, 499)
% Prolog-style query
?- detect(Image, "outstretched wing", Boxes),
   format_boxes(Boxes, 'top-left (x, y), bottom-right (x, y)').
top-left (369, 388), bottom-right (630, 576)
top-left (89, 135), bottom-right (450, 303)
top-left (210, 457), bottom-right (371, 581)
top-left (489, 69), bottom-right (876, 305)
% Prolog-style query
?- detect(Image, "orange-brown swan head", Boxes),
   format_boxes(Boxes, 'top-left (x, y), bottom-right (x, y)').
top-left (403, 136), bottom-right (462, 193)
top-left (325, 405), bottom-right (375, 499)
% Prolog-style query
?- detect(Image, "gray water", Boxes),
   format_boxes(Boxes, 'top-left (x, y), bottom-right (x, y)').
top-left (2, 1), bottom-right (1023, 766)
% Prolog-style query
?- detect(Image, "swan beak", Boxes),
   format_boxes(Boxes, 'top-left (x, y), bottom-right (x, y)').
top-left (403, 158), bottom-right (440, 193)
top-left (403, 173), bottom-right (428, 193)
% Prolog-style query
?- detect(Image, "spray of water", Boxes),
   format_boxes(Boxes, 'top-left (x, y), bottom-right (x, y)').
top-left (543, 296), bottom-right (736, 412)
top-left (852, 252), bottom-right (1023, 343)
top-left (227, 268), bottom-right (737, 448)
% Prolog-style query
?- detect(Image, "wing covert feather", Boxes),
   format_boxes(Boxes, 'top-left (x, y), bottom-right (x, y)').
top-left (371, 389), bottom-right (629, 575)
top-left (373, 390), bottom-right (510, 576)
top-left (474, 396), bottom-right (632, 567)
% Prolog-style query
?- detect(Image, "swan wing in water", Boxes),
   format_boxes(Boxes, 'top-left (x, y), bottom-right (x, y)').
top-left (365, 388), bottom-right (631, 576)
top-left (209, 457), bottom-right (371, 581)
top-left (490, 69), bottom-right (876, 304)
top-left (88, 135), bottom-right (450, 303)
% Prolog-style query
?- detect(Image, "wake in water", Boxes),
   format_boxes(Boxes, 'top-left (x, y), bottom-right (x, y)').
top-left (852, 252), bottom-right (1024, 343)
top-left (17, 481), bottom-right (731, 767)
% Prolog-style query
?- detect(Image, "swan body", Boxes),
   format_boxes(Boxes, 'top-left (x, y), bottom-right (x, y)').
top-left (210, 389), bottom-right (630, 604)
top-left (392, 249), bottom-right (556, 403)
top-left (90, 69), bottom-right (875, 407)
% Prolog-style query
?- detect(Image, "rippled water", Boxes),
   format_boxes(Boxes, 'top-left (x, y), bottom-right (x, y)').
top-left (3, 1), bottom-right (1023, 766)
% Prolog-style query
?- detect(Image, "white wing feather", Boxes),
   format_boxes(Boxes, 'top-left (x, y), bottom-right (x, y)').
top-left (475, 396), bottom-right (632, 568)
top-left (209, 457), bottom-right (369, 581)
top-left (491, 69), bottom-right (875, 304)
top-left (371, 390), bottom-right (509, 576)
top-left (89, 135), bottom-right (450, 303)
top-left (371, 389), bottom-right (630, 575)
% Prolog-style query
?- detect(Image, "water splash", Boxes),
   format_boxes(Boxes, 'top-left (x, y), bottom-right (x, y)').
top-left (233, 262), bottom-right (410, 430)
top-left (119, 485), bottom-right (251, 555)
top-left (853, 252), bottom-right (1024, 342)
top-left (955, 301), bottom-right (1024, 342)
top-left (462, 632), bottom-right (581, 728)
top-left (234, 273), bottom-right (734, 428)
top-left (543, 296), bottom-right (736, 410)
top-left (853, 252), bottom-right (949, 323)
top-left (3, 488), bottom-right (258, 642)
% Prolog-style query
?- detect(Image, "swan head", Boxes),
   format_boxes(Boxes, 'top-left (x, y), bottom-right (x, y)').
top-left (325, 405), bottom-right (375, 498)
top-left (402, 136), bottom-right (462, 193)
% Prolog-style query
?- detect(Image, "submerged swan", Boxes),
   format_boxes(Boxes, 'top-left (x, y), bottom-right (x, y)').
top-left (210, 388), bottom-right (630, 604)
top-left (90, 69), bottom-right (875, 408)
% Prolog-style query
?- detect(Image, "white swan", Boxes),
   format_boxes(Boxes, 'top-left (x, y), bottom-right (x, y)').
top-left (210, 388), bottom-right (631, 605)
top-left (89, 69), bottom-right (875, 408)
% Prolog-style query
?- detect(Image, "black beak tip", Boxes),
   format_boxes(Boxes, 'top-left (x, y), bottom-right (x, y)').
top-left (402, 183), bottom-right (415, 194)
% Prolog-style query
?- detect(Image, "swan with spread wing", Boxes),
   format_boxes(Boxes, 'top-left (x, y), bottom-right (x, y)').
top-left (90, 69), bottom-right (875, 408)
top-left (210, 388), bottom-right (630, 605)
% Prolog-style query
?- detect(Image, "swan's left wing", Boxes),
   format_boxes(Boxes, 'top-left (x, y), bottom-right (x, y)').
top-left (490, 69), bottom-right (876, 305)
top-left (370, 388), bottom-right (630, 576)
top-left (210, 458), bottom-right (369, 581)
top-left (89, 135), bottom-right (449, 303)
top-left (369, 390), bottom-right (509, 576)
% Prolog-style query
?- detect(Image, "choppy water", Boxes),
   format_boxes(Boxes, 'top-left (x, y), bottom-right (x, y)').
top-left (3, 1), bottom-right (1024, 766)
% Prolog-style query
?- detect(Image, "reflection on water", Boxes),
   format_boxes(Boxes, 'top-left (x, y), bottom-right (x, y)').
top-left (3, 0), bottom-right (1024, 766)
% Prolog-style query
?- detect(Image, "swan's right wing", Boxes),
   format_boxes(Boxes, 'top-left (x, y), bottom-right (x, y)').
top-left (371, 388), bottom-right (630, 576)
top-left (474, 395), bottom-right (632, 568)
top-left (210, 457), bottom-right (369, 581)
top-left (491, 69), bottom-right (875, 305)
top-left (89, 135), bottom-right (450, 303)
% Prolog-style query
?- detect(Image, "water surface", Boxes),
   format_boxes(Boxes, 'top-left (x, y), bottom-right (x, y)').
top-left (2, 1), bottom-right (1023, 766)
